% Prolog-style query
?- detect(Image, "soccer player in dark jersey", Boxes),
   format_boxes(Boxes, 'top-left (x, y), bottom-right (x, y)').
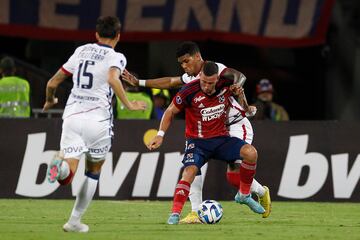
top-left (122, 42), bottom-right (271, 222)
top-left (147, 61), bottom-right (265, 225)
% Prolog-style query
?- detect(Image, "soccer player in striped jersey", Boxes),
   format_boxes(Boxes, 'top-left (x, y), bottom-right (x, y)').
top-left (122, 42), bottom-right (271, 222)
top-left (43, 16), bottom-right (146, 233)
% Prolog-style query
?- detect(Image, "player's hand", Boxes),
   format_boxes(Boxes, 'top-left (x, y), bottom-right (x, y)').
top-left (121, 69), bottom-right (139, 86)
top-left (129, 100), bottom-right (147, 111)
top-left (245, 105), bottom-right (257, 117)
top-left (230, 85), bottom-right (244, 97)
top-left (42, 98), bottom-right (58, 112)
top-left (147, 135), bottom-right (163, 150)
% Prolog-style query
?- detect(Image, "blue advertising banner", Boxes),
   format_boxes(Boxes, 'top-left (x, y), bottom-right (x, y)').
top-left (0, 0), bottom-right (334, 47)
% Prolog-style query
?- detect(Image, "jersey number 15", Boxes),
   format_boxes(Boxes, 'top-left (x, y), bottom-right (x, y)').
top-left (77, 60), bottom-right (94, 89)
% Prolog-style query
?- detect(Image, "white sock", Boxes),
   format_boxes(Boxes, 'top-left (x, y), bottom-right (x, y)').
top-left (189, 175), bottom-right (203, 212)
top-left (59, 161), bottom-right (70, 180)
top-left (250, 179), bottom-right (265, 197)
top-left (68, 177), bottom-right (98, 225)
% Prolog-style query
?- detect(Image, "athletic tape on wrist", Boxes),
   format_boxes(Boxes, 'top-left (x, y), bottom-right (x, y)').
top-left (139, 79), bottom-right (146, 87)
top-left (157, 130), bottom-right (165, 137)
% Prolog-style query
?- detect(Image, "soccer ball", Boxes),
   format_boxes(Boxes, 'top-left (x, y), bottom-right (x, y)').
top-left (197, 200), bottom-right (223, 224)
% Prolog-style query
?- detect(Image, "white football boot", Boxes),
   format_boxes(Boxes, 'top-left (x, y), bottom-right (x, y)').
top-left (63, 222), bottom-right (89, 233)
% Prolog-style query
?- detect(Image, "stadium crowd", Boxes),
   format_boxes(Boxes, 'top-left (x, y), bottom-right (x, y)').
top-left (0, 55), bottom-right (288, 121)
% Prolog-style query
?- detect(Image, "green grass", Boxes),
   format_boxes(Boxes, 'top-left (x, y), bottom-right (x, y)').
top-left (0, 199), bottom-right (359, 240)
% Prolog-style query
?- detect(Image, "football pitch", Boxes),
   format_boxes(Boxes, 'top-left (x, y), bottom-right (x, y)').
top-left (0, 199), bottom-right (359, 240)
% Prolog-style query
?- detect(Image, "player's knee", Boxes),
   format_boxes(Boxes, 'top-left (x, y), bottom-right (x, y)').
top-left (85, 153), bottom-right (105, 163)
top-left (86, 155), bottom-right (105, 173)
top-left (240, 144), bottom-right (258, 163)
top-left (182, 165), bottom-right (198, 183)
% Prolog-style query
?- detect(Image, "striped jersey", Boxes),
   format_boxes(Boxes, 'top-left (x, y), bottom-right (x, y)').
top-left (173, 77), bottom-right (235, 139)
top-left (61, 42), bottom-right (127, 121)
top-left (180, 62), bottom-right (246, 126)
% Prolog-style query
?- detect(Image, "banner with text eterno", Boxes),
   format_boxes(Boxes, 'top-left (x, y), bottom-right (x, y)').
top-left (1, 119), bottom-right (359, 201)
top-left (0, 0), bottom-right (334, 47)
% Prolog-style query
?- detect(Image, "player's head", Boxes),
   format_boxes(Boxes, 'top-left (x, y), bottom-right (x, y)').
top-left (0, 56), bottom-right (15, 77)
top-left (96, 16), bottom-right (121, 41)
top-left (176, 41), bottom-right (203, 77)
top-left (200, 61), bottom-right (219, 96)
top-left (256, 78), bottom-right (274, 102)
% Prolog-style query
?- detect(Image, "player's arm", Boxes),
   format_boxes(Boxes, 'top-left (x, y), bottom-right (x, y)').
top-left (147, 102), bottom-right (180, 150)
top-left (222, 68), bottom-right (246, 87)
top-left (42, 69), bottom-right (68, 111)
top-left (230, 86), bottom-right (257, 117)
top-left (230, 86), bottom-right (249, 112)
top-left (108, 68), bottom-right (147, 110)
top-left (122, 69), bottom-right (183, 89)
top-left (224, 68), bottom-right (253, 114)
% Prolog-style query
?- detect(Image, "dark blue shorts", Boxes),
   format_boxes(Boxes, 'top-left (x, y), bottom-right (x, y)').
top-left (182, 136), bottom-right (247, 169)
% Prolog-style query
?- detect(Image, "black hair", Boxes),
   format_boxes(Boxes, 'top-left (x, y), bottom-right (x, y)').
top-left (176, 41), bottom-right (200, 58)
top-left (96, 16), bottom-right (121, 39)
top-left (0, 56), bottom-right (15, 76)
top-left (203, 61), bottom-right (218, 76)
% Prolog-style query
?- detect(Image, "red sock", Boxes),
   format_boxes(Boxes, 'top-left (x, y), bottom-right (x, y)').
top-left (171, 180), bottom-right (190, 214)
top-left (226, 171), bottom-right (240, 188)
top-left (58, 170), bottom-right (74, 185)
top-left (239, 162), bottom-right (256, 195)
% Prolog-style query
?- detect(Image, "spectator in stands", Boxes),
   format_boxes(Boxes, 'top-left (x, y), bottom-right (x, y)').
top-left (151, 88), bottom-right (170, 120)
top-left (253, 79), bottom-right (289, 121)
top-left (116, 76), bottom-right (153, 119)
top-left (0, 56), bottom-right (30, 118)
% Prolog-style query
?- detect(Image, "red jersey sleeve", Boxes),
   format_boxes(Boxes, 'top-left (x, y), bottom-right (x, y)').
top-left (172, 80), bottom-right (199, 111)
top-left (172, 93), bottom-right (186, 111)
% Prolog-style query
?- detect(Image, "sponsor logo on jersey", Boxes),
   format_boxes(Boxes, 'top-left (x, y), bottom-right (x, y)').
top-left (200, 104), bottom-right (225, 121)
top-left (198, 103), bottom-right (205, 108)
top-left (186, 153), bottom-right (193, 159)
top-left (71, 93), bottom-right (99, 101)
top-left (176, 95), bottom-right (182, 104)
top-left (194, 95), bottom-right (205, 103)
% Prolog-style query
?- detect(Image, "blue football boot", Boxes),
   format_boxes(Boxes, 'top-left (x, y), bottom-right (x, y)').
top-left (235, 192), bottom-right (265, 214)
top-left (167, 213), bottom-right (180, 225)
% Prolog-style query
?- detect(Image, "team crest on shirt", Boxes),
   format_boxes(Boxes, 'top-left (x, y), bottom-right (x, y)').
top-left (120, 60), bottom-right (125, 67)
top-left (218, 95), bottom-right (225, 103)
top-left (176, 96), bottom-right (182, 104)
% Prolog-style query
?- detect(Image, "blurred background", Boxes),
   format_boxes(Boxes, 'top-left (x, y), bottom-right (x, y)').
top-left (0, 0), bottom-right (358, 120)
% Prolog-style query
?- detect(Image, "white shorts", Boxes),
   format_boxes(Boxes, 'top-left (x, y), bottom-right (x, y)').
top-left (60, 117), bottom-right (113, 160)
top-left (228, 117), bottom-right (254, 144)
top-left (228, 117), bottom-right (253, 164)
